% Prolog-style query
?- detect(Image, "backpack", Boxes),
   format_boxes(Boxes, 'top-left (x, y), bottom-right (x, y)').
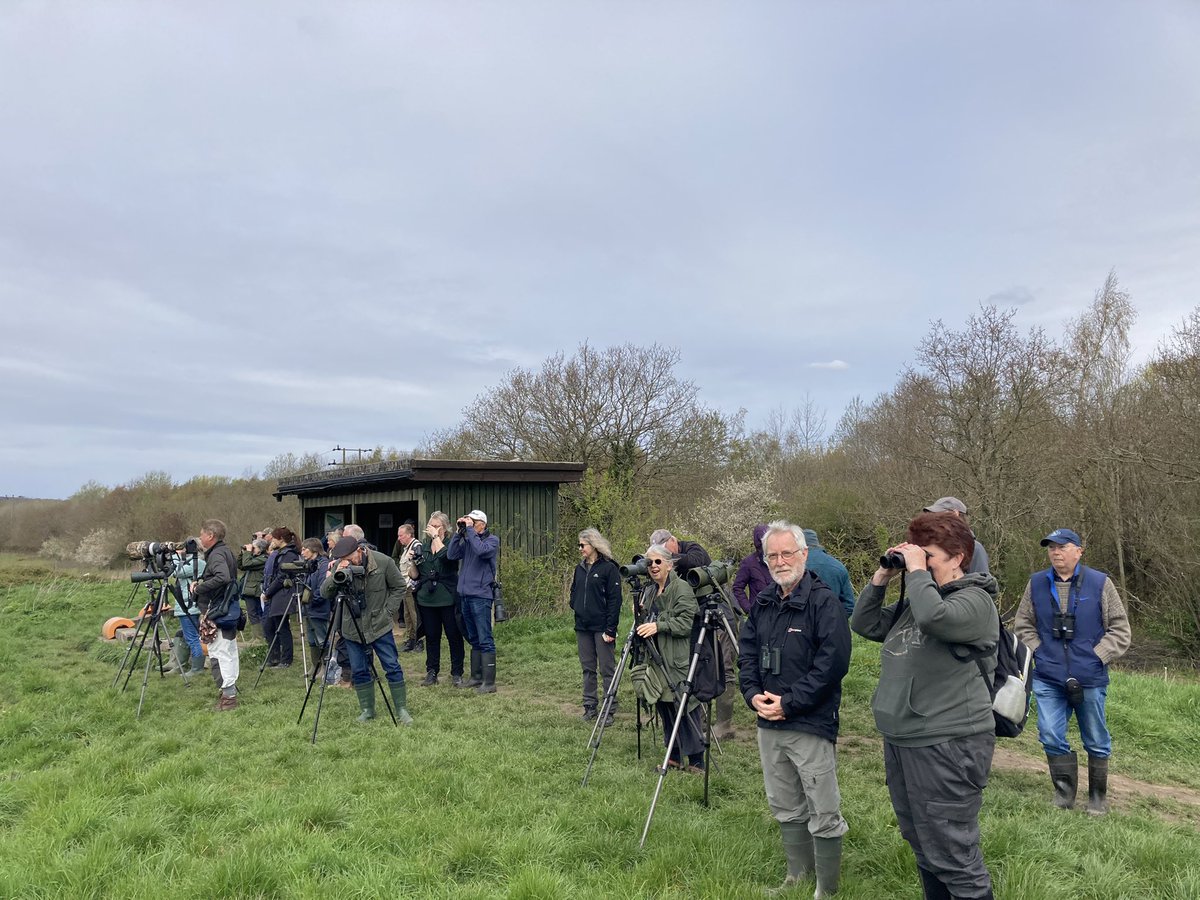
top-left (953, 610), bottom-right (1033, 737)
top-left (207, 576), bottom-right (245, 628)
top-left (687, 617), bottom-right (727, 704)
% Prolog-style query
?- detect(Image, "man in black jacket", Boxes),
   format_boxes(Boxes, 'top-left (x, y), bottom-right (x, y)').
top-left (570, 528), bottom-right (622, 724)
top-left (739, 521), bottom-right (851, 897)
top-left (192, 519), bottom-right (240, 712)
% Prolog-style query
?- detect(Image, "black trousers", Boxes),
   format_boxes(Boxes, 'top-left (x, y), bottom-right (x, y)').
top-left (883, 733), bottom-right (995, 899)
top-left (420, 604), bottom-right (465, 676)
top-left (657, 700), bottom-right (706, 760)
top-left (263, 614), bottom-right (293, 664)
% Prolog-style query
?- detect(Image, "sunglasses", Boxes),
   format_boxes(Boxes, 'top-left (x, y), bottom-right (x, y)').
top-left (646, 559), bottom-right (665, 568)
top-left (578, 543), bottom-right (588, 549)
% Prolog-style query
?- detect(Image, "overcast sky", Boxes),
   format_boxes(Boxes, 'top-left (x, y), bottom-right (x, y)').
top-left (2, 2), bottom-right (1198, 499)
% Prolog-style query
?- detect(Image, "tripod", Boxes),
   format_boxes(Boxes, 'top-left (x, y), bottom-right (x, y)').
top-left (253, 575), bottom-right (309, 688)
top-left (639, 582), bottom-right (740, 848)
top-left (113, 567), bottom-right (199, 718)
top-left (297, 587), bottom-right (398, 744)
top-left (582, 575), bottom-right (662, 786)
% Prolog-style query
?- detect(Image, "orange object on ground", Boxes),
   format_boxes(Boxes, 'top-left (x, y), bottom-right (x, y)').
top-left (102, 616), bottom-right (136, 640)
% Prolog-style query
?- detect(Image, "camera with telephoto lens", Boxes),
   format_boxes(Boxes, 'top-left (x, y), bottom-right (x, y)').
top-left (126, 540), bottom-right (189, 561)
top-left (880, 551), bottom-right (907, 570)
top-left (331, 565), bottom-right (365, 586)
top-left (1052, 612), bottom-right (1076, 641)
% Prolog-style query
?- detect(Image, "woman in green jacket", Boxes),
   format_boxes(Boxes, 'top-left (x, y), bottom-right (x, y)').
top-left (636, 544), bottom-right (704, 771)
top-left (411, 511), bottom-right (465, 687)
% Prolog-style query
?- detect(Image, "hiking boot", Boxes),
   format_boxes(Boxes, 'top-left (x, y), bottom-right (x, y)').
top-left (581, 708), bottom-right (598, 722)
top-left (451, 674), bottom-right (464, 687)
top-left (1047, 751), bottom-right (1079, 810)
top-left (215, 688), bottom-right (238, 712)
top-left (1087, 755), bottom-right (1109, 815)
top-left (401, 638), bottom-right (417, 652)
top-left (420, 671), bottom-right (438, 687)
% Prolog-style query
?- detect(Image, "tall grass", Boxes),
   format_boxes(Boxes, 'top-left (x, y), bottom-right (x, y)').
top-left (1, 560), bottom-right (1198, 898)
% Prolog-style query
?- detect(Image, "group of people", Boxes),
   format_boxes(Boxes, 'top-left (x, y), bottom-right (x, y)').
top-left (169, 509), bottom-right (504, 723)
top-left (573, 496), bottom-right (1129, 900)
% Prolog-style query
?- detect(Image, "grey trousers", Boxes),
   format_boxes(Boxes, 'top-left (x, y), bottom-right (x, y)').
top-left (577, 630), bottom-right (617, 712)
top-left (757, 728), bottom-right (849, 839)
top-left (883, 733), bottom-right (995, 899)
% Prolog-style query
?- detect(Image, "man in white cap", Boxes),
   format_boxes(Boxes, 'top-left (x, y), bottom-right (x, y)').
top-left (922, 497), bottom-right (990, 574)
top-left (447, 510), bottom-right (501, 693)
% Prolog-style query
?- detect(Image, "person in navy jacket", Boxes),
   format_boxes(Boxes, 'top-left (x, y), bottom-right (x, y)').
top-left (1014, 528), bottom-right (1131, 815)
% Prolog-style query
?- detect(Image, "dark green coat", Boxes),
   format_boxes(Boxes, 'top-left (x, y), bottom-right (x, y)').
top-left (238, 550), bottom-right (266, 599)
top-left (414, 542), bottom-right (458, 608)
top-left (321, 548), bottom-right (405, 644)
top-left (642, 573), bottom-right (698, 702)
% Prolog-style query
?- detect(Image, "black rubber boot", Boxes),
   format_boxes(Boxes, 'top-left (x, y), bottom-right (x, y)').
top-left (476, 651), bottom-right (497, 693)
top-left (1047, 751), bottom-right (1078, 809)
top-left (918, 867), bottom-right (952, 900)
top-left (463, 649), bottom-right (483, 688)
top-left (812, 835), bottom-right (841, 897)
top-left (780, 820), bottom-right (814, 882)
top-left (354, 683), bottom-right (376, 722)
top-left (1087, 755), bottom-right (1109, 815)
top-left (388, 681), bottom-right (414, 725)
top-left (714, 690), bottom-right (735, 740)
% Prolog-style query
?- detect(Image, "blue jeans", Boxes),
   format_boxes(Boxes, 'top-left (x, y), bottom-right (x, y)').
top-left (460, 595), bottom-right (495, 653)
top-left (306, 616), bottom-right (330, 651)
top-left (177, 612), bottom-right (203, 657)
top-left (1032, 677), bottom-right (1111, 758)
top-left (344, 630), bottom-right (405, 687)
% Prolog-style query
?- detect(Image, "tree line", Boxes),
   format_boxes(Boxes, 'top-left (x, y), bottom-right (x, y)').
top-left (4, 272), bottom-right (1197, 658)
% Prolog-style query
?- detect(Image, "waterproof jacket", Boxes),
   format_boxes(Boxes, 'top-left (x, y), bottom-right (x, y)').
top-left (731, 525), bottom-right (772, 613)
top-left (852, 570), bottom-right (999, 747)
top-left (805, 547), bottom-right (856, 618)
top-left (672, 539), bottom-right (711, 578)
top-left (738, 570), bottom-right (852, 741)
top-left (1028, 565), bottom-right (1110, 688)
top-left (570, 556), bottom-right (622, 637)
top-left (238, 550), bottom-right (267, 599)
top-left (174, 554), bottom-right (206, 618)
top-left (641, 573), bottom-right (699, 701)
top-left (193, 540), bottom-right (236, 615)
top-left (447, 528), bottom-right (499, 599)
top-left (262, 545), bottom-right (301, 617)
top-left (304, 557), bottom-right (332, 620)
top-left (414, 540), bottom-right (458, 608)
top-left (321, 548), bottom-right (405, 644)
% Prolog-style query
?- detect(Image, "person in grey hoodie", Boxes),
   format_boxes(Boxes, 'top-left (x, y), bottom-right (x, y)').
top-left (851, 512), bottom-right (999, 900)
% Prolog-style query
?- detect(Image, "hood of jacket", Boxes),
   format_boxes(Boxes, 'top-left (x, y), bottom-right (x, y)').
top-left (752, 524), bottom-right (769, 555)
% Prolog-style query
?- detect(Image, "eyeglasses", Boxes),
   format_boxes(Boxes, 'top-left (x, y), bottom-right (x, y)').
top-left (646, 559), bottom-right (665, 568)
top-left (766, 549), bottom-right (802, 563)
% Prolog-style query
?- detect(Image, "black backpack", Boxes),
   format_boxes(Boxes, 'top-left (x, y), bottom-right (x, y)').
top-left (687, 617), bottom-right (727, 704)
top-left (953, 610), bottom-right (1033, 738)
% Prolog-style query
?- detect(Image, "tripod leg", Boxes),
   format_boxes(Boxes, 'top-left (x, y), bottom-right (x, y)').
top-left (582, 639), bottom-right (634, 786)
top-left (640, 693), bottom-right (691, 849)
top-left (298, 597), bottom-right (340, 726)
top-left (136, 616), bottom-right (163, 719)
top-left (296, 596), bottom-right (308, 678)
top-left (254, 606), bottom-right (287, 689)
top-left (113, 608), bottom-right (152, 688)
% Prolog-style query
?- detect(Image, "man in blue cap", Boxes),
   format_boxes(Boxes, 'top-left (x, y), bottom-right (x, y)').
top-left (1014, 528), bottom-right (1131, 815)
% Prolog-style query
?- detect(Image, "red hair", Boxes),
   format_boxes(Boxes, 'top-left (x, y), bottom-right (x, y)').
top-left (906, 512), bottom-right (974, 569)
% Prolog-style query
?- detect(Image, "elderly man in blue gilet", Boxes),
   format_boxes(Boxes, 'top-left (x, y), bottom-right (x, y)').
top-left (448, 509), bottom-right (500, 694)
top-left (1014, 528), bottom-right (1131, 815)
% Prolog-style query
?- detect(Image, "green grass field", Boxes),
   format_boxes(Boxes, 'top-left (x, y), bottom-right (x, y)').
top-left (1, 560), bottom-right (1198, 898)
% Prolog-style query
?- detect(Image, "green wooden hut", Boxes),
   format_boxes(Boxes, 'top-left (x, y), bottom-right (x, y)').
top-left (273, 459), bottom-right (585, 558)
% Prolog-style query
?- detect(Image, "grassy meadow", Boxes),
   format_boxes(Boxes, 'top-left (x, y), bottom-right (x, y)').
top-left (1, 557), bottom-right (1199, 899)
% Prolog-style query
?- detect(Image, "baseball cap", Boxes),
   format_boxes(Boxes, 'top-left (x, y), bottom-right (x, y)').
top-left (1040, 528), bottom-right (1082, 548)
top-left (924, 497), bottom-right (968, 514)
top-left (466, 509), bottom-right (488, 525)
